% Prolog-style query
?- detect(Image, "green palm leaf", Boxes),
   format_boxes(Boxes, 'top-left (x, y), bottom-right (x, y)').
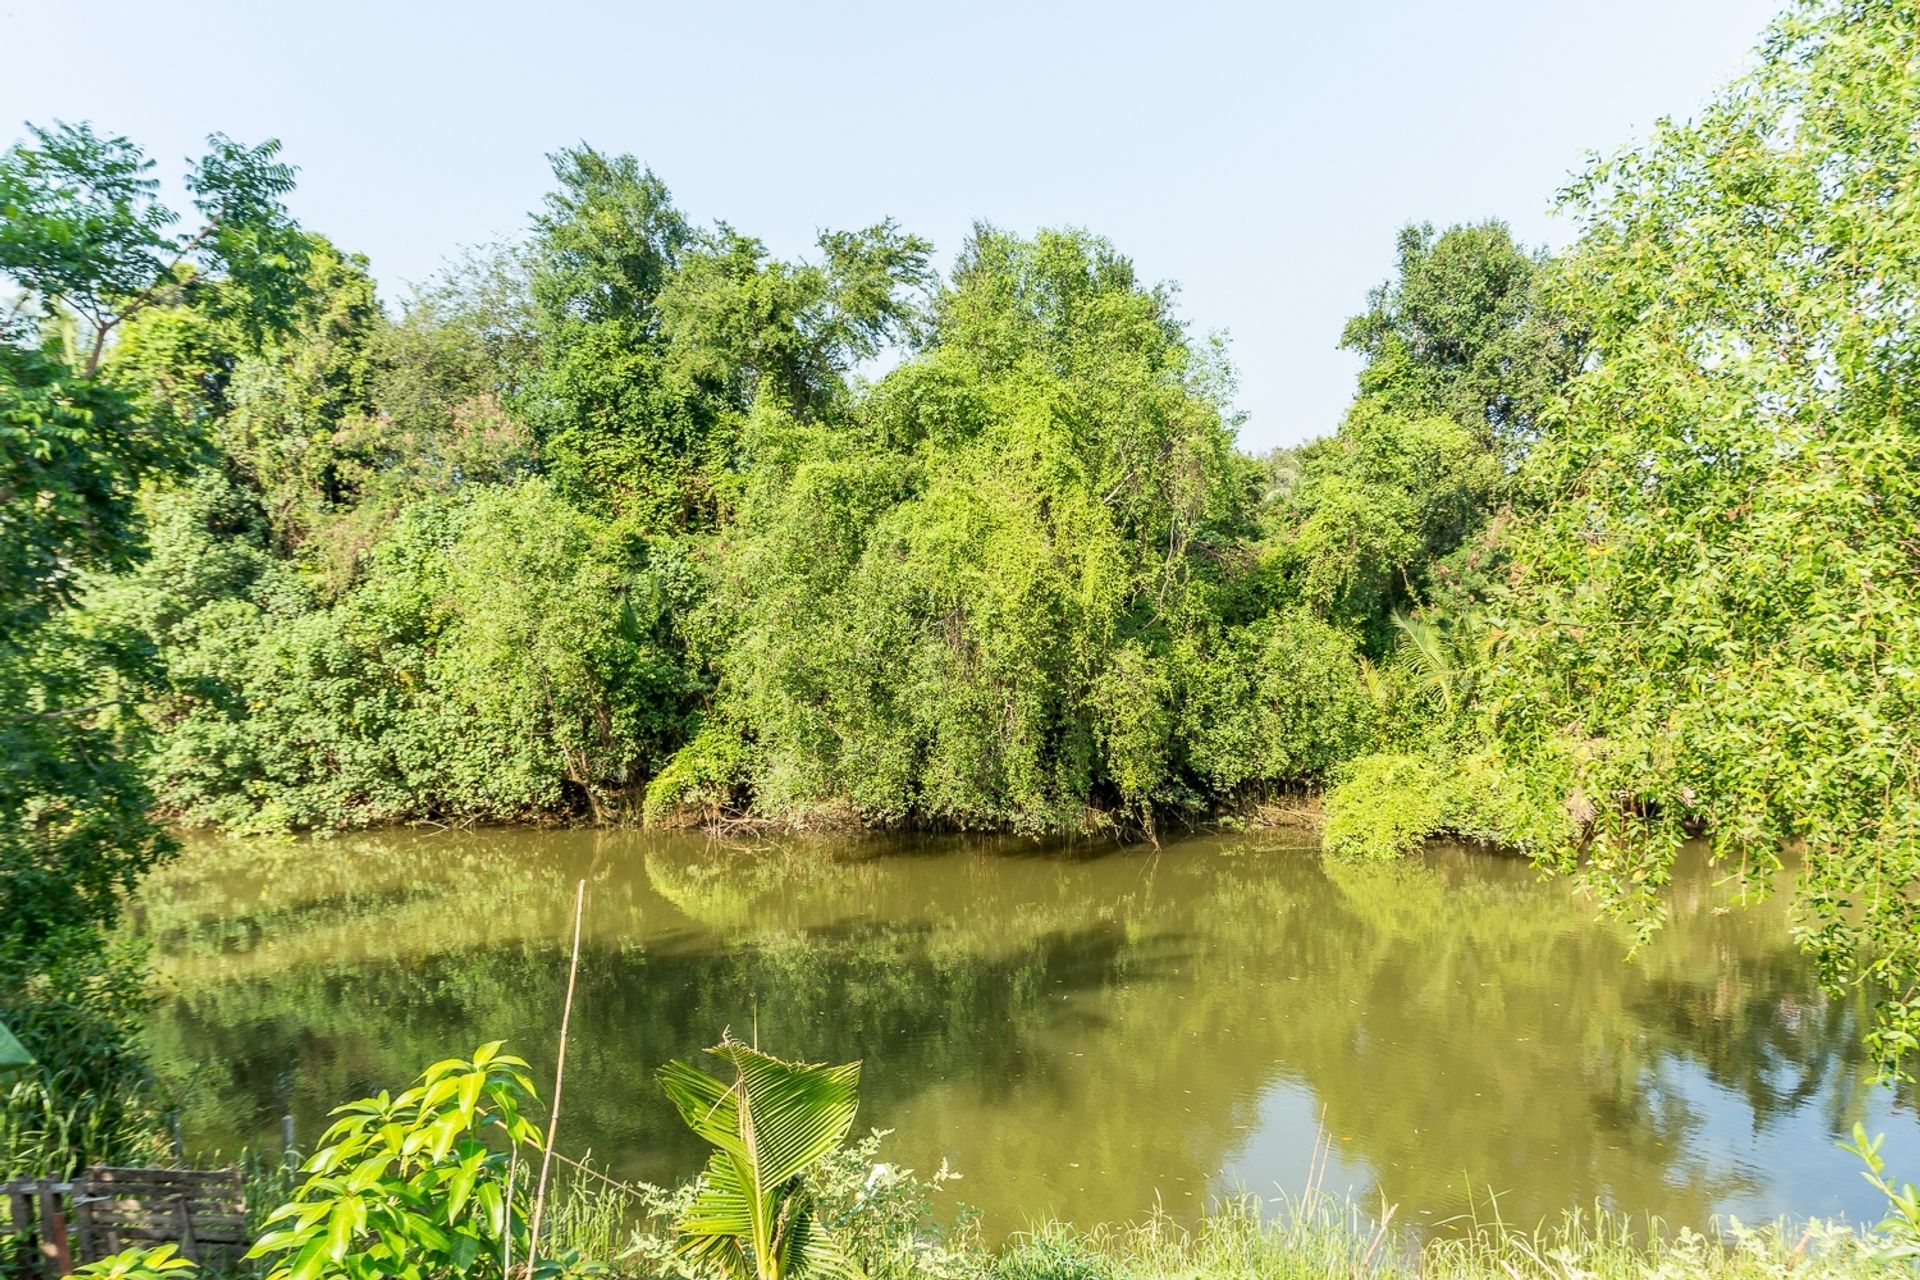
top-left (1389, 610), bottom-right (1465, 717)
top-left (658, 1036), bottom-right (863, 1280)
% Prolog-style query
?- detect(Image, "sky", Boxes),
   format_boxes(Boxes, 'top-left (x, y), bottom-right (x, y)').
top-left (2, 0), bottom-right (1783, 451)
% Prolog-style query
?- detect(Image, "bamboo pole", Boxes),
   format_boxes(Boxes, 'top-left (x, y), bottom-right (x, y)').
top-left (524, 878), bottom-right (585, 1277)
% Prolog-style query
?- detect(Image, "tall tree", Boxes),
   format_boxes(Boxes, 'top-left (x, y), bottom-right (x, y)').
top-left (525, 145), bottom-right (932, 529)
top-left (1479, 0), bottom-right (1920, 1077)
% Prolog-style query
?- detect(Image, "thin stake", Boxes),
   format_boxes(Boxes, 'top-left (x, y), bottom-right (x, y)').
top-left (525, 878), bottom-right (585, 1277)
top-left (503, 1148), bottom-right (516, 1279)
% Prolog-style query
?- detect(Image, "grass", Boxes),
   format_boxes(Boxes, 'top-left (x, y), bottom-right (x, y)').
top-left (6, 1131), bottom-right (1906, 1280)
top-left (519, 1134), bottom-right (1911, 1280)
top-left (0, 1075), bottom-right (168, 1182)
top-left (978, 1202), bottom-right (1908, 1279)
top-left (536, 1189), bottom-right (1908, 1280)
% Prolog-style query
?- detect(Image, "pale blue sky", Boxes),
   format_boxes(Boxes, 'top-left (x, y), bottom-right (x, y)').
top-left (3, 1), bottom-right (1781, 449)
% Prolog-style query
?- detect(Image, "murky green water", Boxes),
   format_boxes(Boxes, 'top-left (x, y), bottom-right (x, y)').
top-left (135, 828), bottom-right (1918, 1238)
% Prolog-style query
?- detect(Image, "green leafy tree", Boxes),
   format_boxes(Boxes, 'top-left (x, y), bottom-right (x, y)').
top-left (116, 475), bottom-right (697, 830)
top-left (1464, 0), bottom-right (1920, 1076)
top-left (0, 120), bottom-right (307, 376)
top-left (0, 119), bottom-right (308, 1169)
top-left (655, 226), bottom-right (1267, 832)
top-left (526, 146), bottom-right (932, 531)
top-left (367, 242), bottom-right (539, 492)
top-left (1275, 398), bottom-right (1499, 648)
top-left (0, 118), bottom-right (307, 927)
top-left (1340, 219), bottom-right (1581, 451)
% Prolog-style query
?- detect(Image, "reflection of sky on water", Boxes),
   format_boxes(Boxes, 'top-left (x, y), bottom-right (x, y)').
top-left (1209, 1045), bottom-right (1919, 1237)
top-left (1211, 1078), bottom-right (1373, 1210)
top-left (1665, 1049), bottom-right (1919, 1227)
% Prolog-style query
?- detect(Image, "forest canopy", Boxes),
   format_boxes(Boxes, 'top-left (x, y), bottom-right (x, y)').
top-left (3, 0), bottom-right (1917, 1088)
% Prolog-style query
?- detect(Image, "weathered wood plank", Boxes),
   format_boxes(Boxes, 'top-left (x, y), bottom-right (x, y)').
top-left (87, 1168), bottom-right (239, 1185)
top-left (38, 1186), bottom-right (70, 1276)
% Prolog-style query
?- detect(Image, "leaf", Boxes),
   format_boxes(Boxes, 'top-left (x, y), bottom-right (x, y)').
top-left (444, 1162), bottom-right (478, 1221)
top-left (457, 1068), bottom-right (486, 1120)
top-left (285, 1235), bottom-right (332, 1280)
top-left (324, 1196), bottom-right (366, 1262)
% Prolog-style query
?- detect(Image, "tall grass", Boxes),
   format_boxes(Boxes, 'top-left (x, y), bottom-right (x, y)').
top-left (509, 1134), bottom-right (1908, 1280)
top-left (0, 1074), bottom-right (167, 1181)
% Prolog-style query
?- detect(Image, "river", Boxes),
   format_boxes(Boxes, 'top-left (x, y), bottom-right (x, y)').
top-left (134, 827), bottom-right (1920, 1239)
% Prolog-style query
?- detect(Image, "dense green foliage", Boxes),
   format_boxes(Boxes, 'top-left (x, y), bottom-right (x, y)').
top-left (1339, 219), bottom-right (1581, 455)
top-left (93, 158), bottom-right (1441, 838)
top-left (0, 120), bottom-right (308, 1174)
top-left (1324, 0), bottom-right (1920, 1077)
top-left (1490, 0), bottom-right (1920, 1075)
top-left (664, 227), bottom-right (1287, 831)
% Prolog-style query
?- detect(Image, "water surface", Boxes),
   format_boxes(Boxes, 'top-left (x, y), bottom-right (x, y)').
top-left (135, 828), bottom-right (1919, 1237)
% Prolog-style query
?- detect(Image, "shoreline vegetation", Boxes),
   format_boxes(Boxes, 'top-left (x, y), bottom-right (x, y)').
top-left (6, 0), bottom-right (1920, 1275)
top-left (381, 790), bottom-right (1333, 838)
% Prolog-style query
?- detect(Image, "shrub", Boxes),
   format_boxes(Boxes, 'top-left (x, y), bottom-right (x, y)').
top-left (247, 1042), bottom-right (555, 1280)
top-left (1323, 745), bottom-right (1573, 862)
top-left (1321, 754), bottom-right (1448, 861)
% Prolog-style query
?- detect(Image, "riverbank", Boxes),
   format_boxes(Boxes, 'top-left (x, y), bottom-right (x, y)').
top-left (229, 787), bottom-right (1333, 842)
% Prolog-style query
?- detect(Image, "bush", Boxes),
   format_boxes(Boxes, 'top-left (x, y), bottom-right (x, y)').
top-left (1322, 748), bottom-right (1571, 861)
top-left (247, 1042), bottom-right (557, 1280)
top-left (121, 477), bottom-right (701, 830)
top-left (1322, 754), bottom-right (1448, 861)
top-left (1177, 610), bottom-right (1375, 797)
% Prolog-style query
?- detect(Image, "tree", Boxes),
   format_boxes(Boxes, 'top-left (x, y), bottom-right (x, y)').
top-left (525, 146), bottom-right (933, 532)
top-left (649, 226), bottom-right (1269, 832)
top-left (1340, 220), bottom-right (1581, 453)
top-left (1275, 398), bottom-right (1499, 649)
top-left (1472, 0), bottom-right (1920, 1077)
top-left (0, 121), bottom-right (307, 376)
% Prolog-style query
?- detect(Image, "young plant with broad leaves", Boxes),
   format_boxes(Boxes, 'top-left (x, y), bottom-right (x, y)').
top-left (658, 1036), bottom-right (865, 1280)
top-left (247, 1042), bottom-right (557, 1280)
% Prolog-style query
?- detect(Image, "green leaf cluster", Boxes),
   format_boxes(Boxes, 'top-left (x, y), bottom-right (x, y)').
top-left (1470, 0), bottom-right (1920, 1076)
top-left (1, 119), bottom-right (311, 1173)
top-left (248, 1042), bottom-right (546, 1280)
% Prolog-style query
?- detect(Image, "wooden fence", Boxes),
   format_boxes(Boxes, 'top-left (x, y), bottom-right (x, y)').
top-left (2, 1166), bottom-right (245, 1277)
